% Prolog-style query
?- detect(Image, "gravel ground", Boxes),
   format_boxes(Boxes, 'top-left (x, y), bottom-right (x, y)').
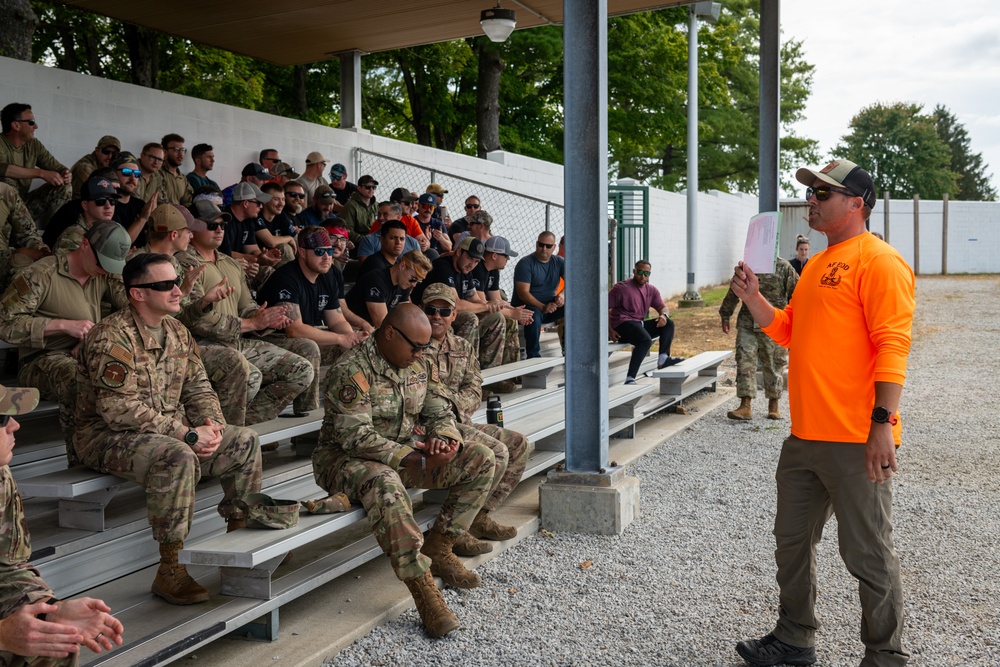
top-left (327, 275), bottom-right (1000, 667)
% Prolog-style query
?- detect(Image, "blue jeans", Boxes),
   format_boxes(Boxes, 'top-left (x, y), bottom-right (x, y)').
top-left (614, 318), bottom-right (674, 378)
top-left (523, 305), bottom-right (564, 358)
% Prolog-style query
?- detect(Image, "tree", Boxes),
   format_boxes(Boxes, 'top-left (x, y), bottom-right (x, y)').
top-left (932, 105), bottom-right (996, 201)
top-left (0, 0), bottom-right (37, 60)
top-left (836, 102), bottom-right (957, 200)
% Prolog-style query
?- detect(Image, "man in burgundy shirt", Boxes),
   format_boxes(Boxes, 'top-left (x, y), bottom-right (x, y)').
top-left (608, 260), bottom-right (682, 385)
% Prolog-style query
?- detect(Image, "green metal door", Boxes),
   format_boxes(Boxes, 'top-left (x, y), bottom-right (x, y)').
top-left (608, 184), bottom-right (649, 283)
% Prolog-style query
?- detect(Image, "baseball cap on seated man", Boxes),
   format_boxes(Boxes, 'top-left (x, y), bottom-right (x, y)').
top-left (149, 204), bottom-right (193, 233)
top-left (86, 221), bottom-right (132, 275)
top-left (242, 162), bottom-right (270, 178)
top-left (314, 185), bottom-right (336, 200)
top-left (81, 177), bottom-right (121, 201)
top-left (390, 187), bottom-right (416, 203)
top-left (299, 227), bottom-right (332, 249)
top-left (357, 174), bottom-right (378, 187)
top-left (795, 159), bottom-right (877, 209)
top-left (329, 163), bottom-right (347, 178)
top-left (0, 382), bottom-right (39, 418)
top-left (457, 236), bottom-right (485, 260)
top-left (421, 283), bottom-right (458, 307)
top-left (231, 181), bottom-right (271, 204)
top-left (273, 162), bottom-right (299, 179)
top-left (418, 193), bottom-right (437, 207)
top-left (484, 236), bottom-right (518, 257)
top-left (188, 200), bottom-right (231, 230)
top-left (426, 183), bottom-right (447, 196)
top-left (305, 151), bottom-right (329, 165)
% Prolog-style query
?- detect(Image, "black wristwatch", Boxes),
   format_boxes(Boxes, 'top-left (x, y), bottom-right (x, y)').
top-left (184, 429), bottom-right (199, 445)
top-left (871, 406), bottom-right (898, 425)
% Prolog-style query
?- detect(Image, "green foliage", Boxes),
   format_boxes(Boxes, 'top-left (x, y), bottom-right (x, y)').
top-left (931, 105), bottom-right (997, 201)
top-left (157, 41), bottom-right (266, 109)
top-left (836, 102), bottom-right (958, 200)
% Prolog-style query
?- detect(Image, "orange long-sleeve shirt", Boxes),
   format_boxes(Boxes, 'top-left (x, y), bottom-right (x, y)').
top-left (762, 232), bottom-right (915, 444)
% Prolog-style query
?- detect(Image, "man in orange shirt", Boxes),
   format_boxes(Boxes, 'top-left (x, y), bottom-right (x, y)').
top-left (731, 160), bottom-right (914, 667)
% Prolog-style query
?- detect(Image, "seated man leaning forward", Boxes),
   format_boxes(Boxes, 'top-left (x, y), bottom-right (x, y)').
top-left (74, 253), bottom-right (263, 606)
top-left (608, 259), bottom-right (683, 385)
top-left (0, 382), bottom-right (125, 666)
top-left (421, 284), bottom-right (531, 556)
top-left (312, 303), bottom-right (497, 638)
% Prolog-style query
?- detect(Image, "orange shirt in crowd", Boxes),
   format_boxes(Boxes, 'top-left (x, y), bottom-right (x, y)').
top-left (762, 232), bottom-right (915, 445)
top-left (370, 214), bottom-right (424, 238)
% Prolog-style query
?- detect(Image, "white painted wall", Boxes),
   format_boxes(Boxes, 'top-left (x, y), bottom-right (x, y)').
top-left (4, 55), bottom-right (997, 300)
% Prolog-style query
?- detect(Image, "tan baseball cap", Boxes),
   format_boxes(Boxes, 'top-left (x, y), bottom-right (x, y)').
top-left (305, 151), bottom-right (329, 165)
top-left (421, 283), bottom-right (458, 306)
top-left (149, 204), bottom-right (190, 232)
top-left (0, 383), bottom-right (39, 417)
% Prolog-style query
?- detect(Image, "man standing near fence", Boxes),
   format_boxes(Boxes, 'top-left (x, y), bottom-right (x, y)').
top-left (731, 159), bottom-right (914, 667)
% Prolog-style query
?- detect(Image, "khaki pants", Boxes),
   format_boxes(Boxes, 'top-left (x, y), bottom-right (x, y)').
top-left (772, 435), bottom-right (909, 666)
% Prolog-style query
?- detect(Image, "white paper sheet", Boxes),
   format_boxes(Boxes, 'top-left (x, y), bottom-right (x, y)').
top-left (743, 211), bottom-right (781, 274)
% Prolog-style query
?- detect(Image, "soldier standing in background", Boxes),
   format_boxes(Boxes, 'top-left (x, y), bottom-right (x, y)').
top-left (720, 256), bottom-right (798, 420)
top-left (312, 304), bottom-right (496, 638)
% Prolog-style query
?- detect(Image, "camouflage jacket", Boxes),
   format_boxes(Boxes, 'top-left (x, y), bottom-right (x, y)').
top-left (70, 152), bottom-right (100, 198)
top-left (160, 168), bottom-right (193, 206)
top-left (0, 465), bottom-right (55, 616)
top-left (0, 252), bottom-right (127, 362)
top-left (0, 182), bottom-right (48, 282)
top-left (424, 331), bottom-right (482, 425)
top-left (317, 336), bottom-right (463, 470)
top-left (73, 307), bottom-right (224, 460)
top-left (0, 134), bottom-right (67, 199)
top-left (176, 248), bottom-right (257, 346)
top-left (135, 170), bottom-right (167, 204)
top-left (719, 256), bottom-right (798, 330)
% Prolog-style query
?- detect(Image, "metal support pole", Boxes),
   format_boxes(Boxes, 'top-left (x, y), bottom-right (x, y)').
top-left (683, 7), bottom-right (701, 302)
top-left (338, 51), bottom-right (363, 130)
top-left (883, 192), bottom-right (891, 245)
top-left (758, 0), bottom-right (780, 213)
top-left (913, 195), bottom-right (920, 274)
top-left (563, 0), bottom-right (609, 472)
top-left (941, 193), bottom-right (949, 275)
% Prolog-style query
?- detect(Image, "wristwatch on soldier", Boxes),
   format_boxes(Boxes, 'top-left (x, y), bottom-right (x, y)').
top-left (184, 429), bottom-right (199, 445)
top-left (871, 406), bottom-right (898, 425)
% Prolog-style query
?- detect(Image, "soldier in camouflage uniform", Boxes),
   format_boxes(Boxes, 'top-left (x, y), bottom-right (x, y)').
top-left (52, 176), bottom-right (120, 253)
top-left (134, 203), bottom-right (262, 425)
top-left (134, 143), bottom-right (168, 204)
top-left (719, 256), bottom-right (798, 420)
top-left (0, 182), bottom-right (50, 295)
top-left (312, 303), bottom-right (496, 638)
top-left (69, 135), bottom-right (120, 198)
top-left (0, 103), bottom-right (71, 228)
top-left (421, 284), bottom-right (532, 556)
top-left (74, 253), bottom-right (262, 606)
top-left (0, 383), bottom-right (125, 664)
top-left (0, 222), bottom-right (130, 460)
top-left (177, 200), bottom-right (314, 425)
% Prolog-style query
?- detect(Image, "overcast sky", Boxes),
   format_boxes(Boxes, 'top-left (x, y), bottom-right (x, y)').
top-left (779, 0), bottom-right (1000, 197)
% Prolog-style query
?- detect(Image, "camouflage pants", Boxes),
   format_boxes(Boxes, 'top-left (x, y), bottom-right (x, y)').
top-left (78, 425), bottom-right (261, 544)
top-left (0, 184), bottom-right (41, 295)
top-left (502, 316), bottom-right (520, 364)
top-left (200, 345), bottom-right (262, 426)
top-left (735, 326), bottom-right (784, 400)
top-left (18, 352), bottom-right (77, 458)
top-left (457, 422), bottom-right (532, 512)
top-left (312, 441), bottom-right (496, 582)
top-left (23, 182), bottom-right (71, 229)
top-left (452, 310), bottom-right (506, 370)
top-left (263, 335), bottom-right (345, 413)
top-left (238, 338), bottom-right (314, 424)
top-left (0, 653), bottom-right (75, 667)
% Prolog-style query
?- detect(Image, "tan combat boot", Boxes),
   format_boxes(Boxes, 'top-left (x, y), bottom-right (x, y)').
top-left (453, 532), bottom-right (493, 556)
top-left (404, 570), bottom-right (460, 638)
top-left (226, 517), bottom-right (246, 532)
top-left (470, 509), bottom-right (517, 541)
top-left (727, 397), bottom-right (753, 421)
top-left (767, 399), bottom-right (781, 420)
top-left (151, 542), bottom-right (210, 605)
top-left (420, 528), bottom-right (482, 588)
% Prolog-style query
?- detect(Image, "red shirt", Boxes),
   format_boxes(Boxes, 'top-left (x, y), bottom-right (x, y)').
top-left (608, 278), bottom-right (665, 330)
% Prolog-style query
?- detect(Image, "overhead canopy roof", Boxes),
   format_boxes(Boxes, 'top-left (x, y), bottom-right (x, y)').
top-left (60, 0), bottom-right (690, 66)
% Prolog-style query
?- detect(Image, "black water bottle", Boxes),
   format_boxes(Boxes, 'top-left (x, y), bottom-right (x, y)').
top-left (486, 395), bottom-right (503, 427)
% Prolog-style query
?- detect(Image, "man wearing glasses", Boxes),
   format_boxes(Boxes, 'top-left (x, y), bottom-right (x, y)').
top-left (112, 153), bottom-right (157, 243)
top-left (75, 252), bottom-right (262, 606)
top-left (512, 231), bottom-right (564, 359)
top-left (608, 260), bottom-right (684, 386)
top-left (0, 221), bottom-right (130, 459)
top-left (52, 176), bottom-right (122, 253)
top-left (135, 142), bottom-right (168, 204)
top-left (447, 195), bottom-right (482, 244)
top-left (340, 174), bottom-right (379, 248)
top-left (732, 160), bottom-right (914, 667)
top-left (312, 302), bottom-right (496, 637)
top-left (328, 163), bottom-right (356, 210)
top-left (70, 135), bottom-right (120, 198)
top-left (256, 226), bottom-right (368, 413)
top-left (159, 133), bottom-right (194, 206)
top-left (0, 103), bottom-right (71, 227)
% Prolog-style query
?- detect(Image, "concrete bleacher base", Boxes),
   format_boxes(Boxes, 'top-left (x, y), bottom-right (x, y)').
top-left (538, 467), bottom-right (640, 536)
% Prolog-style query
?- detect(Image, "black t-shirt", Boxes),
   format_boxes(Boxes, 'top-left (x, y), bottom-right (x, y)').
top-left (256, 261), bottom-right (342, 327)
top-left (448, 217), bottom-right (469, 240)
top-left (43, 197), bottom-right (146, 248)
top-left (333, 181), bottom-right (357, 206)
top-left (412, 255), bottom-right (476, 305)
top-left (220, 209), bottom-right (259, 256)
top-left (345, 267), bottom-right (410, 325)
top-left (358, 252), bottom-right (393, 278)
top-left (471, 262), bottom-right (499, 293)
top-left (267, 211), bottom-right (299, 237)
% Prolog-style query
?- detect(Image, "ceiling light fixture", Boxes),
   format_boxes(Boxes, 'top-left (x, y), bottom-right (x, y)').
top-left (481, 2), bottom-right (517, 43)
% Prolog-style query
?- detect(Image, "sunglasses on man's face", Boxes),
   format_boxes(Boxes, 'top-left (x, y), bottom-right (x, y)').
top-left (101, 147), bottom-right (119, 156)
top-left (118, 168), bottom-right (140, 178)
top-left (286, 191), bottom-right (305, 199)
top-left (206, 222), bottom-right (227, 231)
top-left (465, 203), bottom-right (480, 209)
top-left (393, 326), bottom-right (432, 352)
top-left (537, 242), bottom-right (554, 249)
top-left (90, 198), bottom-right (115, 207)
top-left (0, 414), bottom-right (11, 427)
top-left (14, 118), bottom-right (36, 127)
top-left (805, 185), bottom-right (857, 202)
top-left (635, 269), bottom-right (651, 277)
top-left (424, 305), bottom-right (454, 317)
top-left (129, 277), bottom-right (181, 292)
top-left (311, 247), bottom-right (336, 257)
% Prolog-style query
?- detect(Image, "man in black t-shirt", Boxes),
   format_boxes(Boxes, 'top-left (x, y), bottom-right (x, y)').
top-left (257, 225), bottom-right (368, 411)
top-left (344, 249), bottom-right (431, 327)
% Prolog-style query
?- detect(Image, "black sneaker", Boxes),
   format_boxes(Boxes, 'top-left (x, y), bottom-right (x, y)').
top-left (735, 633), bottom-right (816, 666)
top-left (657, 356), bottom-right (684, 369)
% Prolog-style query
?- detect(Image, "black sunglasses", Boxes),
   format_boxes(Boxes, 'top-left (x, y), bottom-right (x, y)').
top-left (537, 242), bottom-right (554, 249)
top-left (311, 247), bottom-right (336, 256)
top-left (0, 414), bottom-right (11, 427)
top-left (90, 198), bottom-right (115, 206)
top-left (14, 118), bottom-right (36, 126)
top-left (424, 305), bottom-right (454, 317)
top-left (806, 185), bottom-right (857, 202)
top-left (286, 191), bottom-right (305, 199)
top-left (129, 277), bottom-right (181, 292)
top-left (465, 203), bottom-right (480, 209)
top-left (392, 326), bottom-right (432, 352)
top-left (101, 146), bottom-right (119, 156)
top-left (206, 222), bottom-right (227, 231)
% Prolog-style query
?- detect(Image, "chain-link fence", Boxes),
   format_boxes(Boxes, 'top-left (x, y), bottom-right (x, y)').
top-left (356, 149), bottom-right (565, 296)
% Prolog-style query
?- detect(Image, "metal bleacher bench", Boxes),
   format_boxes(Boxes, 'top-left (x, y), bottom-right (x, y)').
top-left (650, 350), bottom-right (733, 399)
